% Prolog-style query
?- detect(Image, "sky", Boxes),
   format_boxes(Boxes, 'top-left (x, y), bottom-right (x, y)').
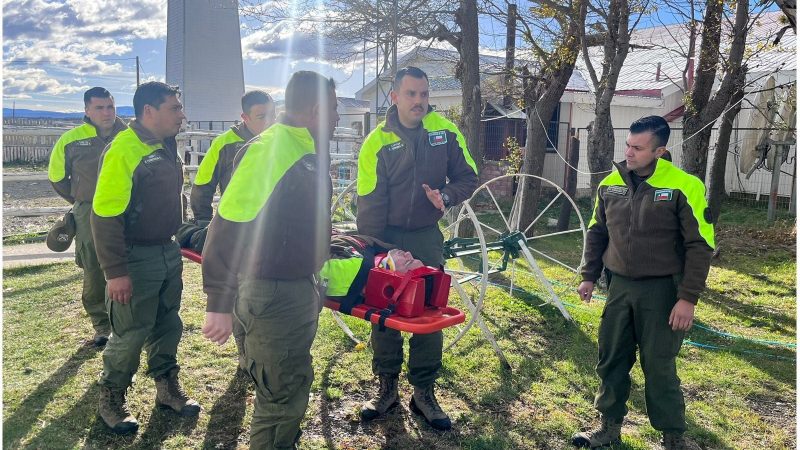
top-left (2, 0), bottom-right (782, 113)
top-left (0, 0), bottom-right (570, 112)
top-left (2, 0), bottom-right (473, 112)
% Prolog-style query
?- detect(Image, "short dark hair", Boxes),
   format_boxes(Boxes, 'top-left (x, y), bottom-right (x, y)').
top-left (630, 116), bottom-right (670, 149)
top-left (241, 90), bottom-right (273, 114)
top-left (133, 81), bottom-right (181, 119)
top-left (284, 71), bottom-right (336, 115)
top-left (393, 66), bottom-right (429, 90)
top-left (84, 87), bottom-right (112, 106)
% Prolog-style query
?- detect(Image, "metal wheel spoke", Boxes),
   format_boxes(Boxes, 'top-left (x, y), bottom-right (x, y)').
top-left (485, 189), bottom-right (512, 231)
top-left (524, 191), bottom-right (563, 235)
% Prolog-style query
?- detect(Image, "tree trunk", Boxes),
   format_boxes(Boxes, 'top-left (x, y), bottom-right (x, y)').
top-left (558, 132), bottom-right (580, 231)
top-left (455, 0), bottom-right (482, 165)
top-left (588, 110), bottom-right (616, 197)
top-left (502, 3), bottom-right (517, 110)
top-left (707, 78), bottom-right (745, 222)
top-left (517, 1), bottom-right (586, 233)
top-left (520, 66), bottom-right (582, 233)
top-left (682, 0), bottom-right (748, 180)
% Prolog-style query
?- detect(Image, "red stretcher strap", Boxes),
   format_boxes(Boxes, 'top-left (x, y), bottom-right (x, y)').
top-left (181, 248), bottom-right (203, 264)
top-left (324, 299), bottom-right (465, 334)
top-left (181, 248), bottom-right (465, 333)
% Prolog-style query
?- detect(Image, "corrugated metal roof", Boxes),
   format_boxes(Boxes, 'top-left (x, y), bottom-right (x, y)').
top-left (337, 97), bottom-right (370, 108)
top-left (576, 11), bottom-right (795, 93)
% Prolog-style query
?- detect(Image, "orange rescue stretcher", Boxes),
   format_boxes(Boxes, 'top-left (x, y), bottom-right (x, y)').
top-left (181, 248), bottom-right (465, 334)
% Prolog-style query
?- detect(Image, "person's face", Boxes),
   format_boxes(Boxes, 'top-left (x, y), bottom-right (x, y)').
top-left (388, 249), bottom-right (424, 274)
top-left (85, 96), bottom-right (116, 132)
top-left (242, 102), bottom-right (276, 135)
top-left (144, 95), bottom-right (185, 140)
top-left (312, 88), bottom-right (340, 140)
top-left (390, 75), bottom-right (429, 128)
top-left (624, 131), bottom-right (664, 173)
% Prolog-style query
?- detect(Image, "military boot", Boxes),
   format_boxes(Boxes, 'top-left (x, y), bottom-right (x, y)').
top-left (571, 416), bottom-right (623, 448)
top-left (98, 386), bottom-right (139, 434)
top-left (662, 432), bottom-right (688, 450)
top-left (360, 374), bottom-right (399, 421)
top-left (410, 384), bottom-right (452, 431)
top-left (154, 367), bottom-right (201, 416)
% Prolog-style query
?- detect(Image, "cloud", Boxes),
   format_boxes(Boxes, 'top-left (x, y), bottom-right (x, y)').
top-left (3, 0), bottom-right (167, 41)
top-left (4, 66), bottom-right (89, 96)
top-left (3, 0), bottom-right (166, 97)
top-left (241, 21), bottom-right (362, 68)
top-left (245, 84), bottom-right (286, 99)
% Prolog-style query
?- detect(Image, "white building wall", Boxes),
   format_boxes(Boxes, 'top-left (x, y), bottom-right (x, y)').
top-left (166, 0), bottom-right (244, 123)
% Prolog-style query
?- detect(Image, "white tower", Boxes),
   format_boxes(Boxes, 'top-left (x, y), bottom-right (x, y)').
top-left (166, 0), bottom-right (245, 124)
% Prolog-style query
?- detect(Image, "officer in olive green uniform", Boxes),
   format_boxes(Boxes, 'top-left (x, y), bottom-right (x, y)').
top-left (572, 116), bottom-right (715, 450)
top-left (202, 71), bottom-right (339, 450)
top-left (356, 67), bottom-right (479, 430)
top-left (92, 82), bottom-right (200, 435)
top-left (190, 90), bottom-right (276, 371)
top-left (48, 87), bottom-right (127, 346)
top-left (190, 90), bottom-right (276, 222)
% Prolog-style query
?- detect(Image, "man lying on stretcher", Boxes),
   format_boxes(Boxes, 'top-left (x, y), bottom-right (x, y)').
top-left (319, 234), bottom-right (426, 311)
top-left (176, 222), bottom-right (425, 294)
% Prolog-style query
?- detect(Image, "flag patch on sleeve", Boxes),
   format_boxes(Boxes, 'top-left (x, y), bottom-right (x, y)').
top-left (428, 131), bottom-right (447, 146)
top-left (654, 189), bottom-right (673, 202)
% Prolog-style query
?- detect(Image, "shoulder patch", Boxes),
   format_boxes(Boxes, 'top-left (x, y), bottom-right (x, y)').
top-left (606, 185), bottom-right (629, 196)
top-left (428, 130), bottom-right (447, 147)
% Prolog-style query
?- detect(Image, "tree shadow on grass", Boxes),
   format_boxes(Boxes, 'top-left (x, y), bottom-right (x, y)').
top-left (21, 382), bottom-right (134, 450)
top-left (3, 272), bottom-right (83, 299)
top-left (626, 381), bottom-right (736, 450)
top-left (439, 277), bottom-right (608, 448)
top-left (127, 404), bottom-right (200, 449)
top-left (702, 287), bottom-right (795, 335)
top-left (3, 344), bottom-right (100, 448)
top-left (201, 371), bottom-right (251, 450)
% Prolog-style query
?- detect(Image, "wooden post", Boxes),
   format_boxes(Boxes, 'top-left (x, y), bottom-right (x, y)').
top-left (557, 129), bottom-right (579, 231)
top-left (768, 143), bottom-right (787, 223)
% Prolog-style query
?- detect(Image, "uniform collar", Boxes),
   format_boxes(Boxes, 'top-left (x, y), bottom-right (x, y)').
top-left (232, 121), bottom-right (256, 142)
top-left (383, 104), bottom-right (434, 135)
top-left (128, 118), bottom-right (178, 152)
top-left (613, 158), bottom-right (669, 184)
top-left (83, 115), bottom-right (127, 137)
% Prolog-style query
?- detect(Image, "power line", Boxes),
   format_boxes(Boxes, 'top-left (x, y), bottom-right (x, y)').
top-left (5, 57), bottom-right (138, 64)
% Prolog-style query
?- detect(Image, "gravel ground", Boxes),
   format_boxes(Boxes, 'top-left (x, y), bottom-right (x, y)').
top-left (2, 170), bottom-right (196, 238)
top-left (3, 175), bottom-right (66, 237)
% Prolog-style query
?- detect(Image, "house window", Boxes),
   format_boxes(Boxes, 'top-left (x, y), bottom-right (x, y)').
top-left (546, 103), bottom-right (560, 152)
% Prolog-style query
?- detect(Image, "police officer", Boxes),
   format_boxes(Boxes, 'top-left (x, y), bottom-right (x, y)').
top-left (202, 71), bottom-right (339, 449)
top-left (92, 81), bottom-right (200, 434)
top-left (190, 89), bottom-right (276, 370)
top-left (190, 90), bottom-right (276, 222)
top-left (572, 116), bottom-right (714, 450)
top-left (356, 66), bottom-right (479, 430)
top-left (48, 87), bottom-right (127, 347)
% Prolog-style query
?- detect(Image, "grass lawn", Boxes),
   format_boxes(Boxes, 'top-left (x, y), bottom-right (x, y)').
top-left (3, 201), bottom-right (796, 449)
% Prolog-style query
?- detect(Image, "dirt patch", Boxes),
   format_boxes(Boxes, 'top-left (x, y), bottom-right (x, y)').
top-left (744, 393), bottom-right (796, 448)
top-left (715, 223), bottom-right (796, 257)
top-left (3, 176), bottom-right (66, 236)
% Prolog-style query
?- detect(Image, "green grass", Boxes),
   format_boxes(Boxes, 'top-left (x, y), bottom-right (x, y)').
top-left (3, 231), bottom-right (48, 246)
top-left (3, 201), bottom-right (796, 449)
